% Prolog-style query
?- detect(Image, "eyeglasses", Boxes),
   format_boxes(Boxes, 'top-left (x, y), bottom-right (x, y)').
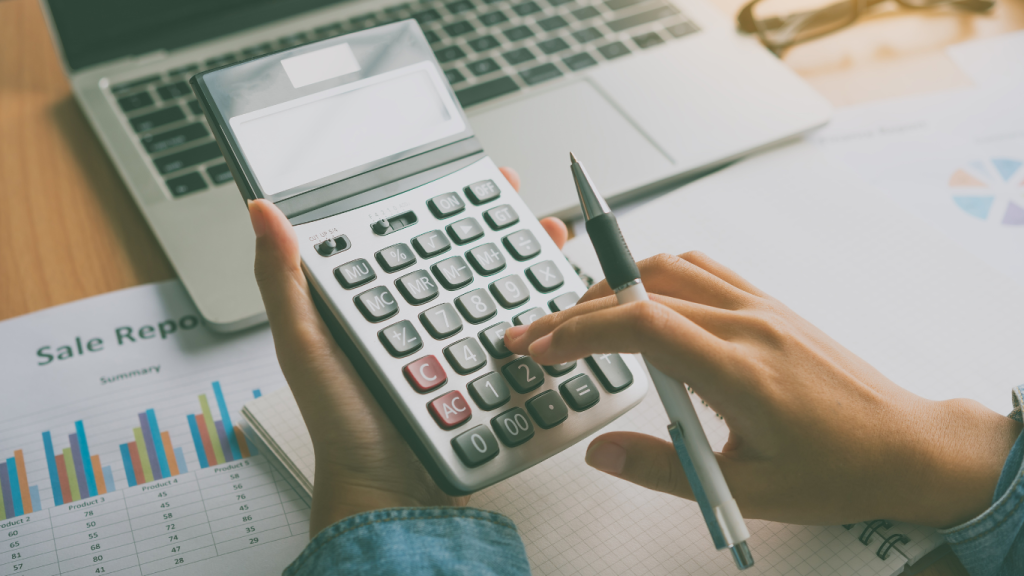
top-left (737, 0), bottom-right (995, 53)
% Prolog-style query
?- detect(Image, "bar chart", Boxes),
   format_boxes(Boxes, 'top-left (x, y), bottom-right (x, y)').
top-left (187, 382), bottom-right (260, 468)
top-left (0, 449), bottom-right (40, 520)
top-left (118, 409), bottom-right (188, 487)
top-left (42, 422), bottom-right (115, 506)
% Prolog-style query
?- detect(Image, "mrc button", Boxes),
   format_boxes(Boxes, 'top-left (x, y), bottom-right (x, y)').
top-left (354, 286), bottom-right (398, 322)
top-left (428, 390), bottom-right (472, 429)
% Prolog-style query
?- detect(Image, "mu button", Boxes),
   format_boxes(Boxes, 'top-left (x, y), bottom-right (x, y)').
top-left (404, 355), bottom-right (447, 393)
top-left (428, 390), bottom-right (472, 429)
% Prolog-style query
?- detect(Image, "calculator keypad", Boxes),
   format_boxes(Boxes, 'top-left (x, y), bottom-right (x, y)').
top-left (447, 217), bottom-right (485, 244)
top-left (455, 289), bottom-right (498, 324)
top-left (420, 303), bottom-right (463, 339)
top-left (466, 243), bottom-right (506, 276)
top-left (513, 307), bottom-right (546, 326)
top-left (379, 320), bottom-right (423, 357)
top-left (396, 270), bottom-right (439, 305)
top-left (432, 256), bottom-right (474, 290)
top-left (412, 230), bottom-right (451, 258)
top-left (503, 230), bottom-right (541, 261)
top-left (355, 286), bottom-right (399, 322)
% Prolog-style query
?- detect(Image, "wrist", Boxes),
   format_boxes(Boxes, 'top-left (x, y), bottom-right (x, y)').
top-left (896, 398), bottom-right (1021, 528)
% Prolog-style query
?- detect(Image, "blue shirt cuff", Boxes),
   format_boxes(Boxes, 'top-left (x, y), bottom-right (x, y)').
top-left (284, 507), bottom-right (531, 576)
top-left (939, 384), bottom-right (1024, 576)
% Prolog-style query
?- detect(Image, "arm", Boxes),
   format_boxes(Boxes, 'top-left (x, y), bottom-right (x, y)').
top-left (504, 252), bottom-right (1023, 569)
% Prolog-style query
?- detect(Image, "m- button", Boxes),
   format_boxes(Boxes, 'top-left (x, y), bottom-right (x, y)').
top-left (428, 390), bottom-right (472, 429)
top-left (404, 355), bottom-right (447, 393)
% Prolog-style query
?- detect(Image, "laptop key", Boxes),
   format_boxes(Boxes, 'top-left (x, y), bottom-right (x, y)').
top-left (456, 76), bottom-right (520, 107)
top-left (165, 173), bottom-right (207, 197)
top-left (520, 63), bottom-right (562, 86)
top-left (538, 38), bottom-right (571, 54)
top-left (206, 164), bottom-right (233, 185)
top-left (563, 52), bottom-right (598, 70)
top-left (153, 142), bottom-right (222, 175)
top-left (435, 46), bottom-right (467, 63)
top-left (572, 27), bottom-right (603, 43)
top-left (667, 20), bottom-right (700, 37)
top-left (424, 30), bottom-right (442, 44)
top-left (469, 35), bottom-right (501, 52)
top-left (537, 15), bottom-right (569, 31)
top-left (479, 10), bottom-right (509, 25)
top-left (503, 25), bottom-right (535, 42)
top-left (572, 6), bottom-right (601, 20)
top-left (140, 123), bottom-right (208, 154)
top-left (608, 5), bottom-right (678, 32)
top-left (168, 64), bottom-right (200, 77)
top-left (413, 9), bottom-right (443, 23)
top-left (242, 43), bottom-right (274, 57)
top-left (157, 81), bottom-right (192, 101)
top-left (118, 92), bottom-right (154, 113)
top-left (512, 1), bottom-right (542, 15)
top-left (503, 48), bottom-right (536, 65)
top-left (549, 0), bottom-right (574, 5)
top-left (111, 75), bottom-right (161, 94)
top-left (205, 54), bottom-right (237, 68)
top-left (130, 107), bottom-right (185, 133)
top-left (187, 100), bottom-right (203, 115)
top-left (447, 0), bottom-right (476, 13)
top-left (468, 58), bottom-right (502, 77)
top-left (445, 68), bottom-right (467, 85)
top-left (633, 31), bottom-right (665, 48)
top-left (444, 21), bottom-right (475, 37)
top-left (598, 41), bottom-right (631, 59)
top-left (278, 33), bottom-right (309, 47)
top-left (606, 0), bottom-right (644, 9)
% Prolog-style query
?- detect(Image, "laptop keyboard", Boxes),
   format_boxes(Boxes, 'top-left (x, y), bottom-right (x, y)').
top-left (108, 0), bottom-right (699, 198)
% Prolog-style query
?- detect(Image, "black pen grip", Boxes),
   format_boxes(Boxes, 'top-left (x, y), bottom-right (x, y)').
top-left (585, 212), bottom-right (641, 291)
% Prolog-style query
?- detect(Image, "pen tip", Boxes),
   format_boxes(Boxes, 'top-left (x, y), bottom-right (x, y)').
top-left (569, 151), bottom-right (578, 164)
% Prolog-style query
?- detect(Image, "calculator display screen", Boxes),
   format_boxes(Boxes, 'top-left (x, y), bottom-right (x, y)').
top-left (229, 62), bottom-right (465, 196)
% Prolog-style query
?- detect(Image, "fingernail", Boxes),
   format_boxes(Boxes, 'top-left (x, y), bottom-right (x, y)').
top-left (249, 200), bottom-right (267, 238)
top-left (528, 333), bottom-right (552, 357)
top-left (586, 441), bottom-right (626, 474)
top-left (504, 325), bottom-right (527, 341)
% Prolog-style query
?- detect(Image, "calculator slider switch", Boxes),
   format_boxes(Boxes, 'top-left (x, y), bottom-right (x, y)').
top-left (371, 211), bottom-right (419, 235)
top-left (315, 234), bottom-right (350, 257)
top-left (428, 390), bottom-right (472, 429)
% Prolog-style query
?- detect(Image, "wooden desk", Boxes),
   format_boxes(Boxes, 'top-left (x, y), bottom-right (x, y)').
top-left (1, 0), bottom-right (1021, 573)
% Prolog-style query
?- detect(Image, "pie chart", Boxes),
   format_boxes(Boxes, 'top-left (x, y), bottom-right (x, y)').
top-left (949, 158), bottom-right (1024, 226)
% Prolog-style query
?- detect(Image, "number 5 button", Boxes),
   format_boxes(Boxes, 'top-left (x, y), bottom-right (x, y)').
top-left (452, 425), bottom-right (499, 467)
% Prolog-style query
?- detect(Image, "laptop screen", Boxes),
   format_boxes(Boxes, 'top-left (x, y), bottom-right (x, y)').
top-left (46, 0), bottom-right (346, 72)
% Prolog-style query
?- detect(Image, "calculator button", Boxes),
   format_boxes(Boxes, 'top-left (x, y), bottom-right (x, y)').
top-left (526, 390), bottom-right (569, 429)
top-left (444, 338), bottom-right (488, 374)
top-left (513, 307), bottom-right (546, 326)
top-left (491, 407), bottom-right (535, 446)
top-left (375, 243), bottom-right (416, 272)
top-left (447, 217), bottom-right (485, 244)
top-left (479, 322), bottom-right (512, 358)
top-left (412, 230), bottom-right (451, 258)
top-left (484, 205), bottom-right (519, 230)
top-left (503, 230), bottom-right (541, 260)
top-left (466, 243), bottom-right (506, 276)
top-left (467, 372), bottom-right (511, 410)
top-left (432, 256), bottom-right (474, 290)
top-left (455, 289), bottom-right (497, 324)
top-left (464, 179), bottom-right (501, 204)
top-left (502, 357), bottom-right (545, 393)
top-left (378, 320), bottom-right (423, 357)
top-left (586, 353), bottom-right (634, 392)
top-left (334, 259), bottom-right (376, 289)
top-left (543, 361), bottom-right (577, 376)
top-left (549, 291), bottom-right (580, 312)
top-left (526, 260), bottom-right (564, 292)
top-left (420, 303), bottom-right (463, 339)
top-left (452, 425), bottom-right (499, 467)
top-left (354, 286), bottom-right (399, 322)
top-left (428, 192), bottom-right (466, 218)
top-left (489, 275), bottom-right (530, 309)
top-left (404, 355), bottom-right (447, 392)
top-left (395, 270), bottom-right (439, 305)
top-left (560, 374), bottom-right (600, 411)
top-left (428, 390), bottom-right (472, 429)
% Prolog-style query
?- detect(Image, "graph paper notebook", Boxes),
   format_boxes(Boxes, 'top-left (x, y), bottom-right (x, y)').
top-left (241, 140), bottom-right (1024, 575)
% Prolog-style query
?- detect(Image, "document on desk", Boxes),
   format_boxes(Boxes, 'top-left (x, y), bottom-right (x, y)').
top-left (0, 282), bottom-right (306, 576)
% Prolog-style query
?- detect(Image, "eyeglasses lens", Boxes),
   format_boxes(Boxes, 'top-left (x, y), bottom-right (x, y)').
top-left (751, 0), bottom-right (860, 47)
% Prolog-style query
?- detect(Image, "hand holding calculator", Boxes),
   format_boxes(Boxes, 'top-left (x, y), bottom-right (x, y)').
top-left (191, 21), bottom-right (648, 495)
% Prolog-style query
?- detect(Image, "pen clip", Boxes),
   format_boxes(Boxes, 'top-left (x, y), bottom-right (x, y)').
top-left (668, 422), bottom-right (728, 550)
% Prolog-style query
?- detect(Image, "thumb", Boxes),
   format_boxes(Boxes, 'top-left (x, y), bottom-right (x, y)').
top-left (585, 432), bottom-right (695, 500)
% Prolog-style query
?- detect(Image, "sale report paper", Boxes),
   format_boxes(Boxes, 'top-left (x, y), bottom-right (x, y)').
top-left (0, 281), bottom-right (305, 576)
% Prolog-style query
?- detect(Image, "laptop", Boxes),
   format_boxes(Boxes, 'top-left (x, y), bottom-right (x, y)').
top-left (39, 0), bottom-right (831, 332)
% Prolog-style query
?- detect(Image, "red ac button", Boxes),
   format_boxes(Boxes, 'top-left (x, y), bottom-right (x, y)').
top-left (428, 390), bottom-right (472, 429)
top-left (404, 355), bottom-right (447, 392)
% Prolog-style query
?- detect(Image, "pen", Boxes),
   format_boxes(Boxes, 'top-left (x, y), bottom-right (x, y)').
top-left (570, 152), bottom-right (754, 570)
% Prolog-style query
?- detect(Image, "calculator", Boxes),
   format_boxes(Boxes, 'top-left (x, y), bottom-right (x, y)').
top-left (191, 20), bottom-right (648, 494)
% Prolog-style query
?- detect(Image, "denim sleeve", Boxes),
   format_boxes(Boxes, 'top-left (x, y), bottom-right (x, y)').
top-left (283, 507), bottom-right (531, 576)
top-left (939, 384), bottom-right (1024, 576)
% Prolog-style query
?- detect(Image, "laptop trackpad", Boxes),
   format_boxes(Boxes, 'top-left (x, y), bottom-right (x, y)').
top-left (470, 81), bottom-right (673, 217)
